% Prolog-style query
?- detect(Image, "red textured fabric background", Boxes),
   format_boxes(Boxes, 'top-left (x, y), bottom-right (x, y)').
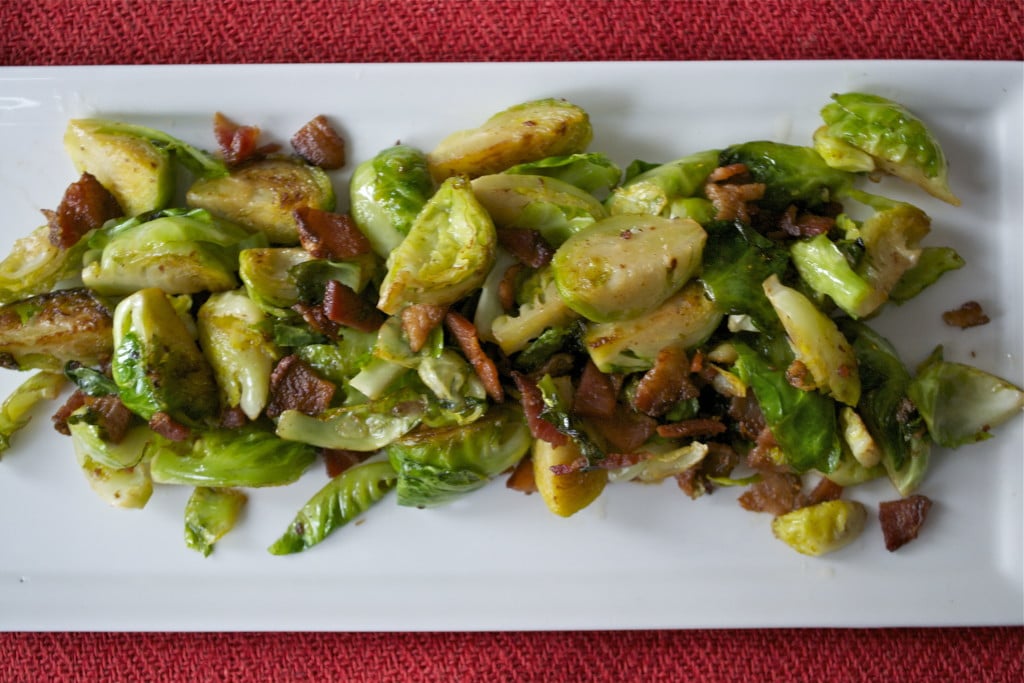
top-left (2, 1), bottom-right (1023, 681)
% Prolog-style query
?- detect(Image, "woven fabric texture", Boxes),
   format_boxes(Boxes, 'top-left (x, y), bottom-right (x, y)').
top-left (1, 1), bottom-right (1023, 681)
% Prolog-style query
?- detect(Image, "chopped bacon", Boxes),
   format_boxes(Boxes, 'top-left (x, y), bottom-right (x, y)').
top-left (523, 353), bottom-right (575, 382)
top-left (632, 346), bottom-right (699, 417)
top-left (512, 371), bottom-right (567, 447)
top-left (548, 455), bottom-right (589, 475)
top-left (785, 359), bottom-right (816, 391)
top-left (445, 311), bottom-right (504, 402)
top-left (219, 405), bottom-right (249, 429)
top-left (798, 477), bottom-right (844, 508)
top-left (44, 173), bottom-right (122, 249)
top-left (656, 418), bottom-right (727, 440)
top-left (707, 163), bottom-right (751, 183)
top-left (593, 451), bottom-right (653, 470)
top-left (746, 425), bottom-right (783, 470)
top-left (265, 355), bottom-right (336, 418)
top-left (292, 302), bottom-right (342, 340)
top-left (322, 449), bottom-right (367, 478)
top-left (778, 205), bottom-right (834, 237)
top-left (879, 494), bottom-right (933, 551)
top-left (589, 405), bottom-right (657, 453)
top-left (322, 280), bottom-right (386, 333)
top-left (213, 112), bottom-right (277, 166)
top-left (51, 389), bottom-right (89, 436)
top-left (294, 207), bottom-right (372, 260)
top-left (400, 303), bottom-right (448, 353)
top-left (728, 395), bottom-right (766, 441)
top-left (738, 470), bottom-right (802, 515)
top-left (505, 456), bottom-right (537, 494)
top-left (942, 300), bottom-right (990, 329)
top-left (89, 395), bottom-right (133, 445)
top-left (496, 227), bottom-right (555, 268)
top-left (291, 115), bottom-right (346, 170)
top-left (704, 166), bottom-right (766, 222)
top-left (573, 360), bottom-right (617, 419)
top-left (149, 412), bottom-right (192, 442)
top-left (498, 263), bottom-right (524, 312)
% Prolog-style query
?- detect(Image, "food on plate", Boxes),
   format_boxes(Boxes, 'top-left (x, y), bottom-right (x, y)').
top-left (1, 94), bottom-right (1021, 558)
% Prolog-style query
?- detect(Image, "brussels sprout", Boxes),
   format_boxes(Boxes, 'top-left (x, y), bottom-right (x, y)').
top-left (0, 371), bottom-right (65, 455)
top-left (532, 438), bottom-right (607, 518)
top-left (293, 331), bottom-right (377, 387)
top-left (609, 439), bottom-right (709, 484)
top-left (0, 225), bottom-right (93, 305)
top-left (238, 247), bottom-right (315, 314)
top-left (275, 387), bottom-right (424, 451)
top-left (149, 422), bottom-right (317, 487)
top-left (387, 404), bottom-right (532, 508)
top-left (908, 347), bottom-right (1024, 449)
top-left (605, 149), bottom-right (719, 217)
top-left (349, 144), bottom-right (435, 258)
top-left (111, 287), bottom-right (219, 425)
top-left (491, 265), bottom-right (578, 355)
top-left (184, 486), bottom-right (248, 557)
top-left (816, 92), bottom-right (961, 205)
top-left (888, 246), bottom-right (964, 304)
top-left (68, 410), bottom-right (154, 509)
top-left (504, 152), bottom-right (622, 196)
top-left (427, 98), bottom-right (593, 181)
top-left (66, 409), bottom-right (153, 470)
top-left (583, 281), bottom-right (722, 374)
top-left (771, 499), bottom-right (867, 556)
top-left (377, 176), bottom-right (497, 314)
top-left (83, 208), bottom-right (264, 296)
top-left (551, 215), bottom-right (706, 323)
top-left (0, 288), bottom-right (113, 371)
top-left (197, 289), bottom-right (281, 420)
top-left (762, 274), bottom-right (861, 406)
top-left (63, 119), bottom-right (177, 216)
top-left (471, 173), bottom-right (607, 246)
top-left (789, 233), bottom-right (875, 318)
top-left (187, 157), bottom-right (336, 244)
top-left (718, 141), bottom-right (855, 212)
top-left (269, 459), bottom-right (397, 555)
top-left (838, 406), bottom-right (881, 468)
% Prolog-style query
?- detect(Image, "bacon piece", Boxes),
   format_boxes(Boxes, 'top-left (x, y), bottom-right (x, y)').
top-left (213, 112), bottom-right (274, 166)
top-left (291, 115), bottom-right (346, 170)
top-left (746, 425), bottom-right (783, 470)
top-left (785, 359), bottom-right (816, 391)
top-left (879, 494), bottom-right (933, 551)
top-left (322, 448), bottom-right (366, 478)
top-left (573, 360), bottom-right (617, 419)
top-left (400, 303), bottom-right (448, 353)
top-left (265, 355), bottom-right (336, 418)
top-left (292, 302), bottom-right (342, 340)
top-left (445, 311), bottom-right (504, 402)
top-left (498, 263), bottom-right (524, 312)
top-left (548, 455), bottom-right (589, 476)
top-left (704, 165), bottom-right (766, 223)
top-left (738, 470), bottom-right (802, 515)
top-left (44, 173), bottom-right (122, 249)
top-left (505, 456), bottom-right (537, 494)
top-left (656, 417), bottom-right (727, 440)
top-left (589, 405), bottom-right (657, 453)
top-left (942, 300), bottom-right (990, 329)
top-left (707, 163), bottom-right (751, 183)
top-left (89, 395), bottom-right (134, 445)
top-left (496, 227), bottom-right (555, 268)
top-left (632, 346), bottom-right (699, 417)
top-left (149, 412), bottom-right (192, 442)
top-left (51, 389), bottom-right (89, 436)
top-left (512, 371), bottom-right (567, 447)
top-left (728, 395), bottom-right (766, 441)
top-left (322, 280), bottom-right (386, 333)
top-left (294, 207), bottom-right (372, 260)
top-left (219, 405), bottom-right (249, 429)
top-left (798, 477), bottom-right (844, 508)
top-left (778, 205), bottom-right (834, 237)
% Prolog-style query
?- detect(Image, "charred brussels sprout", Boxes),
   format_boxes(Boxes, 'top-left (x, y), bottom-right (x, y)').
top-left (377, 176), bottom-right (497, 314)
top-left (606, 149), bottom-right (719, 217)
top-left (187, 157), bottom-right (336, 244)
top-left (815, 92), bottom-right (960, 205)
top-left (238, 247), bottom-right (315, 314)
top-left (0, 225), bottom-right (93, 305)
top-left (0, 289), bottom-right (113, 371)
top-left (532, 438), bottom-right (607, 518)
top-left (427, 98), bottom-right (593, 181)
top-left (111, 287), bottom-right (219, 425)
top-left (719, 141), bottom-right (854, 212)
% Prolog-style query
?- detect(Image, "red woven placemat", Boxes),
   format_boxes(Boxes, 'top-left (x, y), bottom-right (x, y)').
top-left (1, 1), bottom-right (1023, 682)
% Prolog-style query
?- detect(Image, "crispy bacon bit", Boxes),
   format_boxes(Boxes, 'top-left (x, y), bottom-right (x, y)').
top-left (785, 359), bottom-right (816, 391)
top-left (213, 112), bottom-right (276, 165)
top-left (589, 405), bottom-right (657, 453)
top-left (496, 227), bottom-right (555, 268)
top-left (219, 406), bottom-right (249, 429)
top-left (593, 451), bottom-right (653, 470)
top-left (573, 360), bottom-right (617, 419)
top-left (704, 165), bottom-right (766, 223)
top-left (498, 263), bottom-right (524, 312)
top-left (149, 412), bottom-right (192, 442)
top-left (656, 418), bottom-right (727, 440)
top-left (707, 163), bottom-right (750, 183)
top-left (291, 115), bottom-right (346, 170)
top-left (44, 173), bottom-right (122, 249)
top-left (524, 353), bottom-right (576, 382)
top-left (632, 346), bottom-right (699, 417)
top-left (746, 425), bottom-right (783, 471)
top-left (445, 311), bottom-right (504, 402)
top-left (512, 371), bottom-right (567, 447)
top-left (322, 280), bottom-right (386, 333)
top-left (728, 395), bottom-right (766, 441)
top-left (294, 207), bottom-right (372, 260)
top-left (548, 455), bottom-right (588, 475)
top-left (738, 470), bottom-right (802, 515)
top-left (265, 355), bottom-right (336, 419)
top-left (505, 457), bottom-right (537, 494)
top-left (292, 302), bottom-right (341, 340)
top-left (52, 389), bottom-right (89, 436)
top-left (778, 205), bottom-right (835, 237)
top-left (879, 494), bottom-right (933, 551)
top-left (798, 477), bottom-right (844, 508)
top-left (89, 395), bottom-right (133, 445)
top-left (400, 303), bottom-right (448, 353)
top-left (323, 449), bottom-right (366, 478)
top-left (942, 300), bottom-right (990, 329)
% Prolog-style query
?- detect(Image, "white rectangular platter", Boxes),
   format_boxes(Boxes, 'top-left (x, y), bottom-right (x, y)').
top-left (0, 61), bottom-right (1021, 630)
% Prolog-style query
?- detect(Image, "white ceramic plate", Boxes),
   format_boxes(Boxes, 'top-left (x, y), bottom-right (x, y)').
top-left (0, 62), bottom-right (1021, 631)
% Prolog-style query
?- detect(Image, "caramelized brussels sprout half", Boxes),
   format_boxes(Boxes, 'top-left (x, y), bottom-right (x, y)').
top-left (606, 149), bottom-right (719, 217)
top-left (0, 225), bottom-right (93, 305)
top-left (187, 157), bottom-right (336, 244)
top-left (504, 152), bottom-right (622, 196)
top-left (490, 265), bottom-right (578, 355)
top-left (427, 98), bottom-right (593, 181)
top-left (68, 409), bottom-right (154, 509)
top-left (0, 288), bottom-right (113, 371)
top-left (551, 215), bottom-right (706, 322)
top-left (0, 370), bottom-right (65, 455)
top-left (184, 486), bottom-right (248, 557)
top-left (532, 438), bottom-right (607, 518)
top-left (771, 499), bottom-right (867, 556)
top-left (238, 247), bottom-right (315, 314)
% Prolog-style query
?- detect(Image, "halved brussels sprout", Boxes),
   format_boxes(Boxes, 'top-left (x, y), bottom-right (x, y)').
top-left (606, 149), bottom-right (719, 217)
top-left (504, 152), bottom-right (622, 196)
top-left (0, 225), bottom-right (93, 305)
top-left (83, 208), bottom-right (264, 296)
top-left (490, 265), bottom-right (577, 355)
top-left (427, 98), bottom-right (593, 181)
top-left (0, 288), bottom-right (113, 371)
top-left (0, 371), bottom-right (65, 455)
top-left (551, 215), bottom-right (706, 322)
top-left (238, 247), bottom-right (315, 314)
top-left (111, 287), bottom-right (219, 425)
top-left (583, 281), bottom-right (722, 374)
top-left (275, 387), bottom-right (424, 451)
top-left (184, 486), bottom-right (248, 557)
top-left (377, 176), bottom-right (496, 314)
top-left (816, 92), bottom-right (960, 205)
top-left (68, 409), bottom-right (154, 509)
top-left (187, 157), bottom-right (336, 244)
top-left (771, 499), bottom-right (867, 556)
top-left (532, 438), bottom-right (607, 518)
